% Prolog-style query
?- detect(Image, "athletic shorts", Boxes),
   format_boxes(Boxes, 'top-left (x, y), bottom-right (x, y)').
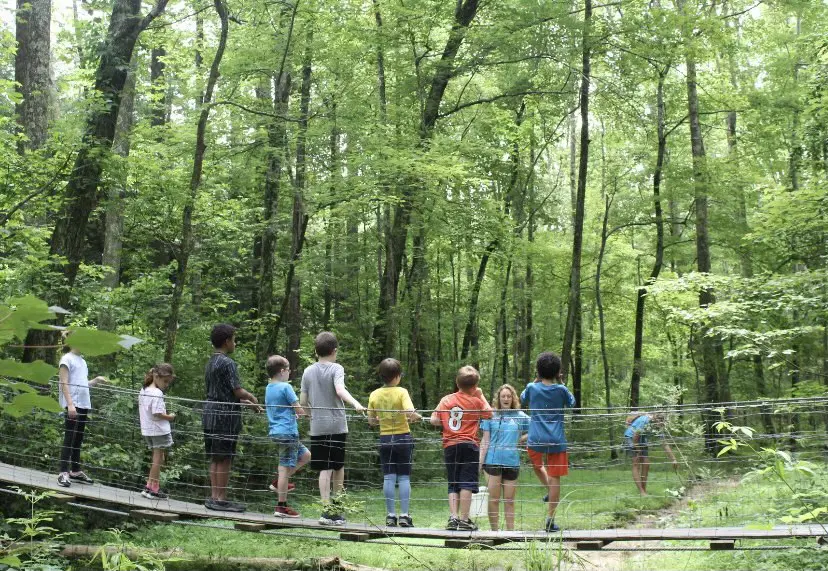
top-left (204, 430), bottom-right (239, 459)
top-left (271, 434), bottom-right (309, 468)
top-left (482, 464), bottom-right (520, 481)
top-left (310, 433), bottom-right (347, 471)
top-left (144, 433), bottom-right (173, 449)
top-left (444, 442), bottom-right (480, 494)
top-left (528, 450), bottom-right (569, 477)
top-left (379, 433), bottom-right (414, 476)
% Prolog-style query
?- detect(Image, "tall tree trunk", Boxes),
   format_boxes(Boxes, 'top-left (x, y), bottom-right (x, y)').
top-left (684, 48), bottom-right (721, 453)
top-left (163, 0), bottom-right (228, 363)
top-left (99, 54), bottom-right (138, 332)
top-left (15, 0), bottom-right (50, 152)
top-left (23, 0), bottom-right (168, 364)
top-left (284, 29), bottom-right (314, 377)
top-left (255, 2), bottom-right (298, 363)
top-left (629, 68), bottom-right (667, 408)
top-left (150, 47), bottom-right (167, 127)
top-left (561, 0), bottom-right (591, 397)
top-left (371, 0), bottom-right (481, 366)
top-left (596, 194), bottom-right (616, 458)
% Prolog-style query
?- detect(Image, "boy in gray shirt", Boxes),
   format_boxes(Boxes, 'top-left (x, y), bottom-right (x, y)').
top-left (300, 331), bottom-right (364, 526)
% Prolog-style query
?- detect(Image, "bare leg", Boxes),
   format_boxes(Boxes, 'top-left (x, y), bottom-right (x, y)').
top-left (487, 474), bottom-right (502, 531)
top-left (147, 449), bottom-right (165, 489)
top-left (332, 467), bottom-right (345, 495)
top-left (277, 465), bottom-right (292, 503)
top-left (459, 489), bottom-right (473, 520)
top-left (640, 456), bottom-right (651, 494)
top-left (502, 478), bottom-right (517, 531)
top-left (632, 455), bottom-right (645, 495)
top-left (319, 469), bottom-right (333, 503)
top-left (547, 476), bottom-right (561, 519)
top-left (212, 458), bottom-right (232, 501)
top-left (448, 492), bottom-right (459, 519)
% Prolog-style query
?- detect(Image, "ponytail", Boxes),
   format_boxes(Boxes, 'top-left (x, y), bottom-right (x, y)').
top-left (144, 363), bottom-right (175, 387)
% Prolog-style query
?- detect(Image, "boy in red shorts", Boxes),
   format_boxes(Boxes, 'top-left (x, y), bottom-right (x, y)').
top-left (521, 352), bottom-right (575, 532)
top-left (431, 366), bottom-right (492, 531)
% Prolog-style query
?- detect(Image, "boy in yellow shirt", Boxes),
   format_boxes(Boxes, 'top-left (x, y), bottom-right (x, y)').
top-left (368, 358), bottom-right (422, 527)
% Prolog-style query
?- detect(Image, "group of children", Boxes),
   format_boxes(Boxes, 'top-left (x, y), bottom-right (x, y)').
top-left (60, 324), bottom-right (672, 533)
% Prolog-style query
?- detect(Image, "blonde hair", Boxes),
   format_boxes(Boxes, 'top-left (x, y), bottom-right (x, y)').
top-left (455, 365), bottom-right (480, 391)
top-left (493, 384), bottom-right (520, 410)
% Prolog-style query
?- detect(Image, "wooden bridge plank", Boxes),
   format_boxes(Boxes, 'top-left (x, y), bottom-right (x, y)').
top-left (2, 461), bottom-right (825, 544)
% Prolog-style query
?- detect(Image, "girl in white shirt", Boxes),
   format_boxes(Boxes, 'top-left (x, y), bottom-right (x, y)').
top-left (57, 343), bottom-right (106, 488)
top-left (138, 363), bottom-right (176, 499)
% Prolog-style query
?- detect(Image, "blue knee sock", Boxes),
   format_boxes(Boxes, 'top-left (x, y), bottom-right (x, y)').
top-left (383, 474), bottom-right (397, 515)
top-left (398, 475), bottom-right (411, 515)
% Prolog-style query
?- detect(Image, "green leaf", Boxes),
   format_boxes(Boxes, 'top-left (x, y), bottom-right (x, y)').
top-left (66, 328), bottom-right (126, 356)
top-left (0, 555), bottom-right (22, 567)
top-left (0, 359), bottom-right (57, 384)
top-left (6, 392), bottom-right (63, 416)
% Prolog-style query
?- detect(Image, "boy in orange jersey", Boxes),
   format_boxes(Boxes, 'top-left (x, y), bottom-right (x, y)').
top-left (430, 366), bottom-right (492, 531)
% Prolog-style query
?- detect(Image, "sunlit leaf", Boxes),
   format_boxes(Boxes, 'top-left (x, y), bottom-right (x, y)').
top-left (0, 359), bottom-right (57, 384)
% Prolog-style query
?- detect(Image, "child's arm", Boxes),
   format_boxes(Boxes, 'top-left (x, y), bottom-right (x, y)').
top-left (153, 412), bottom-right (176, 421)
top-left (335, 384), bottom-right (365, 411)
top-left (429, 405), bottom-right (443, 427)
top-left (405, 409), bottom-right (423, 422)
top-left (234, 387), bottom-right (263, 413)
top-left (663, 442), bottom-right (679, 469)
top-left (58, 365), bottom-right (76, 418)
top-left (479, 430), bottom-right (490, 473)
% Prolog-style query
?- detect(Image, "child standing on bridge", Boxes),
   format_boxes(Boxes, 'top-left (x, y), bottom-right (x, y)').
top-left (300, 331), bottom-right (365, 526)
top-left (139, 363), bottom-right (176, 499)
top-left (431, 365), bottom-right (492, 531)
top-left (479, 384), bottom-right (529, 531)
top-left (521, 352), bottom-right (575, 533)
top-left (265, 354), bottom-right (310, 518)
top-left (368, 358), bottom-right (422, 528)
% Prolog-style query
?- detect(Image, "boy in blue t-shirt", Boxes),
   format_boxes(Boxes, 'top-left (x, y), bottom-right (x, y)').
top-left (265, 355), bottom-right (311, 518)
top-left (624, 412), bottom-right (678, 496)
top-left (521, 352), bottom-right (575, 533)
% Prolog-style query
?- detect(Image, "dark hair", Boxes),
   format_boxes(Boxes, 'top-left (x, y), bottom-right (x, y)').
top-left (378, 358), bottom-right (402, 384)
top-left (536, 351), bottom-right (562, 380)
top-left (266, 355), bottom-right (290, 378)
top-left (143, 363), bottom-right (175, 387)
top-left (314, 331), bottom-right (338, 357)
top-left (211, 324), bottom-right (236, 349)
top-left (455, 365), bottom-right (480, 391)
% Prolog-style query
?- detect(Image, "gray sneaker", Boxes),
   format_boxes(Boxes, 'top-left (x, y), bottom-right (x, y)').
top-left (457, 518), bottom-right (478, 531)
top-left (205, 499), bottom-right (245, 513)
top-left (57, 473), bottom-right (71, 488)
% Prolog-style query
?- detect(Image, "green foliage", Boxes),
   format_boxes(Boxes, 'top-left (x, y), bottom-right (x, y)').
top-left (0, 488), bottom-right (70, 571)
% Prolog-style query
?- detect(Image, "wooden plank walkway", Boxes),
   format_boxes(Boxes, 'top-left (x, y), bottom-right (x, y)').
top-left (2, 462), bottom-right (826, 544)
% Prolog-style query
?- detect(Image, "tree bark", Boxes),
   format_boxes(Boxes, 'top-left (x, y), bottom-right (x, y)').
top-left (561, 0), bottom-right (591, 395)
top-left (685, 49), bottom-right (721, 453)
top-left (284, 29), bottom-right (314, 377)
top-left (629, 68), bottom-right (667, 408)
top-left (99, 53), bottom-right (138, 332)
top-left (24, 0), bottom-right (168, 364)
top-left (15, 0), bottom-right (50, 152)
top-left (596, 194), bottom-right (616, 458)
top-left (370, 0), bottom-right (480, 366)
top-left (163, 0), bottom-right (228, 363)
top-left (150, 46), bottom-right (168, 127)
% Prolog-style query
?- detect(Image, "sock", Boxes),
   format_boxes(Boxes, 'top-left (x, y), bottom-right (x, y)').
top-left (278, 501), bottom-right (287, 507)
top-left (398, 475), bottom-right (411, 515)
top-left (382, 474), bottom-right (397, 515)
top-left (388, 513), bottom-right (396, 517)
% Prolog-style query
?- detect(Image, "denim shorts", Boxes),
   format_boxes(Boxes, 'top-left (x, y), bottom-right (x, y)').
top-left (271, 434), bottom-right (309, 468)
top-left (624, 437), bottom-right (649, 457)
top-left (144, 433), bottom-right (173, 449)
top-left (379, 433), bottom-right (414, 476)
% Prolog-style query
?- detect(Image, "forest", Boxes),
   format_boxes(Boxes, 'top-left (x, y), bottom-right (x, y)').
top-left (2, 0), bottom-right (827, 442)
top-left (1, 0), bottom-right (828, 569)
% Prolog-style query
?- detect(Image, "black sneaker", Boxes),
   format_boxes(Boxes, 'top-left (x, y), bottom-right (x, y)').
top-left (457, 519), bottom-right (478, 531)
top-left (331, 513), bottom-right (346, 526)
top-left (69, 471), bottom-right (94, 484)
top-left (319, 512), bottom-right (336, 525)
top-left (398, 515), bottom-right (413, 528)
top-left (205, 499), bottom-right (245, 513)
top-left (545, 517), bottom-right (560, 532)
top-left (57, 473), bottom-right (71, 488)
top-left (446, 516), bottom-right (460, 531)
top-left (386, 515), bottom-right (398, 527)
